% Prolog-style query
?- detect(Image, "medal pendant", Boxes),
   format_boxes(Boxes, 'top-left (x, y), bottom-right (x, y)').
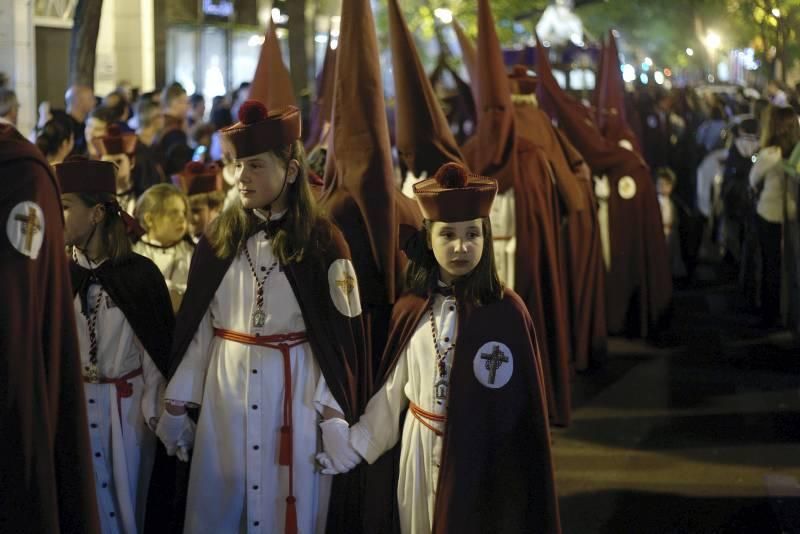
top-left (252, 308), bottom-right (266, 328)
top-left (85, 364), bottom-right (100, 383)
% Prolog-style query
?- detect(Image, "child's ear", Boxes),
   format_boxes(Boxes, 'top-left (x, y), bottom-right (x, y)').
top-left (143, 211), bottom-right (154, 231)
top-left (287, 159), bottom-right (299, 184)
top-left (91, 204), bottom-right (106, 225)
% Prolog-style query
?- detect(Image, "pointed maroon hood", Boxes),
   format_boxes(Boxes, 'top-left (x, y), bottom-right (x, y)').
top-left (535, 35), bottom-right (633, 173)
top-left (322, 0), bottom-right (397, 303)
top-left (249, 20), bottom-right (297, 110)
top-left (466, 0), bottom-right (517, 191)
top-left (594, 30), bottom-right (640, 152)
top-left (305, 37), bottom-right (337, 151)
top-left (389, 0), bottom-right (465, 177)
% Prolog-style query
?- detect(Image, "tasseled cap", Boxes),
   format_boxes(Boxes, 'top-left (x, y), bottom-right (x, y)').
top-left (55, 154), bottom-right (116, 194)
top-left (509, 65), bottom-right (538, 95)
top-left (92, 124), bottom-right (137, 156)
top-left (219, 100), bottom-right (301, 159)
top-left (173, 160), bottom-right (221, 195)
top-left (413, 162), bottom-right (497, 222)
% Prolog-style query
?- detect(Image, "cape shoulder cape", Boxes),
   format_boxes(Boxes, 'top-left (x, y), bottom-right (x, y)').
top-left (365, 288), bottom-right (561, 534)
top-left (69, 252), bottom-right (175, 378)
top-left (0, 124), bottom-right (101, 534)
top-left (169, 216), bottom-right (367, 420)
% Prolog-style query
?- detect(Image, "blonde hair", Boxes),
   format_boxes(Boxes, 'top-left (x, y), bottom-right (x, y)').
top-left (134, 183), bottom-right (189, 232)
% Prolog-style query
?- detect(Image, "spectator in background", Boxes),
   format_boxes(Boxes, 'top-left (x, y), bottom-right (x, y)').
top-left (104, 90), bottom-right (133, 132)
top-left (721, 117), bottom-right (759, 265)
top-left (161, 82), bottom-right (189, 134)
top-left (35, 116), bottom-right (74, 165)
top-left (64, 84), bottom-right (95, 155)
top-left (136, 99), bottom-right (164, 147)
top-left (229, 81), bottom-right (250, 120)
top-left (187, 93), bottom-right (205, 128)
top-left (749, 105), bottom-right (800, 326)
top-left (85, 106), bottom-right (114, 159)
top-left (0, 88), bottom-right (19, 127)
top-left (209, 95), bottom-right (232, 129)
top-left (766, 80), bottom-right (788, 107)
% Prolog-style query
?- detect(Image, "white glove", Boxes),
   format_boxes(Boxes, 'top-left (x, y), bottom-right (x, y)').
top-left (317, 418), bottom-right (360, 474)
top-left (156, 411), bottom-right (195, 462)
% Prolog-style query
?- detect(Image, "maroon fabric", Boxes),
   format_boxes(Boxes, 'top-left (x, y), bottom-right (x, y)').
top-left (219, 105), bottom-right (301, 159)
top-left (94, 125), bottom-right (137, 156)
top-left (321, 0), bottom-right (400, 307)
top-left (55, 157), bottom-right (117, 194)
top-left (0, 125), bottom-right (100, 534)
top-left (363, 290), bottom-right (561, 533)
top-left (535, 38), bottom-right (672, 337)
top-left (389, 0), bottom-right (466, 177)
top-left (249, 20), bottom-right (297, 111)
top-left (306, 40), bottom-right (337, 152)
top-left (174, 162), bottom-right (220, 195)
top-left (593, 31), bottom-right (642, 153)
top-left (554, 128), bottom-right (609, 370)
top-left (514, 102), bottom-right (608, 372)
top-left (462, 0), bottom-right (573, 426)
top-left (413, 163), bottom-right (497, 222)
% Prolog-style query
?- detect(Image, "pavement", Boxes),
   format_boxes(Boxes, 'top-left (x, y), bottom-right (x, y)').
top-left (553, 265), bottom-right (800, 533)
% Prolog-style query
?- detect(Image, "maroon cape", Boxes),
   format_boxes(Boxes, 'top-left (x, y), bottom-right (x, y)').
top-left (0, 125), bottom-right (100, 533)
top-left (513, 102), bottom-right (608, 371)
top-left (166, 216), bottom-right (368, 533)
top-left (363, 289), bottom-right (561, 534)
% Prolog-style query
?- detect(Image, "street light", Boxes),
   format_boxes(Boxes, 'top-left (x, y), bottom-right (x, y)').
top-left (686, 47), bottom-right (694, 56)
top-left (705, 30), bottom-right (721, 51)
top-left (772, 7), bottom-right (781, 18)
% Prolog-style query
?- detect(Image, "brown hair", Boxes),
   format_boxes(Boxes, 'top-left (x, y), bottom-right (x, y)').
top-left (135, 183), bottom-right (190, 232)
top-left (762, 105), bottom-right (800, 158)
top-left (74, 192), bottom-right (134, 263)
top-left (207, 139), bottom-right (320, 264)
top-left (189, 191), bottom-right (225, 211)
top-left (404, 218), bottom-right (504, 306)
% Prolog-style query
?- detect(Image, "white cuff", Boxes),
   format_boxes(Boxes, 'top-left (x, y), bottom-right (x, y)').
top-left (349, 422), bottom-right (381, 464)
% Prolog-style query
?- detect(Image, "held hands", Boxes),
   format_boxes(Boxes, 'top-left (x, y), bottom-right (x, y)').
top-left (316, 418), bottom-right (361, 475)
top-left (155, 409), bottom-right (195, 462)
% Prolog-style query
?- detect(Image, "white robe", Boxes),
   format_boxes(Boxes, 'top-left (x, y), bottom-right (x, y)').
top-left (351, 292), bottom-right (458, 534)
top-left (489, 188), bottom-right (517, 289)
top-left (132, 237), bottom-right (194, 295)
top-left (165, 229), bottom-right (342, 534)
top-left (73, 251), bottom-right (165, 534)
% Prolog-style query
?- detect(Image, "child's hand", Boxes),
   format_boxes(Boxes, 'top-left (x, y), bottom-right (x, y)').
top-left (319, 418), bottom-right (361, 473)
top-left (156, 410), bottom-right (195, 462)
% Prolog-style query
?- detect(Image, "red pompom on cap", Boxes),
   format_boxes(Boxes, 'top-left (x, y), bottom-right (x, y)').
top-left (185, 161), bottom-right (206, 174)
top-left (238, 100), bottom-right (269, 125)
top-left (434, 162), bottom-right (470, 189)
top-left (106, 124), bottom-right (122, 137)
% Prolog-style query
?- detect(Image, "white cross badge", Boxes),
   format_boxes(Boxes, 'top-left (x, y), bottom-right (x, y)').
top-left (6, 201), bottom-right (45, 259)
top-left (473, 341), bottom-right (514, 389)
top-left (328, 258), bottom-right (362, 318)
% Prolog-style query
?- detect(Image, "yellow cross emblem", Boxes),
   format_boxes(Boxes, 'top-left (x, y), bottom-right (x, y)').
top-left (336, 274), bottom-right (355, 295)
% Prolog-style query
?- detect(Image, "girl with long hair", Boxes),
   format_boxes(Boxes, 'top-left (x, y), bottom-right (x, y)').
top-left (750, 105), bottom-right (800, 325)
top-left (157, 101), bottom-right (368, 534)
top-left (321, 162), bottom-right (560, 533)
top-left (56, 155), bottom-right (173, 534)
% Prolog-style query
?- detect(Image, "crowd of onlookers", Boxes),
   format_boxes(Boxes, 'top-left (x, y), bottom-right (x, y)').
top-left (630, 79), bottom-right (800, 328)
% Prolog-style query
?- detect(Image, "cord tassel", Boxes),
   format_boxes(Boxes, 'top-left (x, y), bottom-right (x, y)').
top-left (284, 496), bottom-right (298, 534)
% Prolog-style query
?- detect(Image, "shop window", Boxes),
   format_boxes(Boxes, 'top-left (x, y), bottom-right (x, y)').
top-left (167, 28), bottom-right (197, 94)
top-left (201, 27), bottom-right (228, 99)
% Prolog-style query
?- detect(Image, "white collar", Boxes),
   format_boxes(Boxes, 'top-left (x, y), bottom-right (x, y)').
top-left (253, 208), bottom-right (288, 222)
top-left (73, 248), bottom-right (108, 269)
top-left (0, 116), bottom-right (16, 128)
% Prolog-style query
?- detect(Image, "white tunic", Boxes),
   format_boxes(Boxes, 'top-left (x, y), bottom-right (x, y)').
top-left (165, 227), bottom-right (342, 534)
top-left (489, 188), bottom-right (517, 289)
top-left (132, 237), bottom-right (194, 295)
top-left (351, 292), bottom-right (458, 534)
top-left (73, 251), bottom-right (165, 534)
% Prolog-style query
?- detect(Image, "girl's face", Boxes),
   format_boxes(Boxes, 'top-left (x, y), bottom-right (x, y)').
top-left (145, 195), bottom-right (188, 244)
top-left (234, 151), bottom-right (297, 211)
top-left (189, 198), bottom-right (210, 238)
top-left (62, 193), bottom-right (101, 247)
top-left (428, 218), bottom-right (484, 283)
